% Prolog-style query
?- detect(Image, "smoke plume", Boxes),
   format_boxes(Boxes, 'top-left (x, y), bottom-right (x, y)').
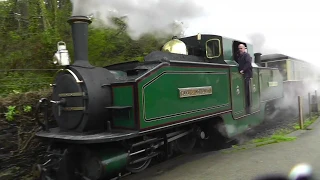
top-left (70, 0), bottom-right (320, 67)
top-left (70, 0), bottom-right (208, 40)
top-left (247, 33), bottom-right (280, 55)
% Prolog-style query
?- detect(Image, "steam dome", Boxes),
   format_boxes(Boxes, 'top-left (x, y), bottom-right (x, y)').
top-left (161, 38), bottom-right (188, 55)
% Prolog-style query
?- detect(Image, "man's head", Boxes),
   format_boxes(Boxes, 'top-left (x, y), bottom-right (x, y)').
top-left (238, 44), bottom-right (246, 54)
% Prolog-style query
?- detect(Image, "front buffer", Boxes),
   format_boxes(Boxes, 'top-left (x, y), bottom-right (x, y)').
top-left (39, 144), bottom-right (129, 180)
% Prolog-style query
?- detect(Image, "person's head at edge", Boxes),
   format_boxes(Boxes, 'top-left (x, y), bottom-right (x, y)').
top-left (238, 44), bottom-right (246, 54)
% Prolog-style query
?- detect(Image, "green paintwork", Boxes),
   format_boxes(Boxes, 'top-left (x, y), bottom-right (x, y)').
top-left (109, 63), bottom-right (284, 137)
top-left (138, 66), bottom-right (231, 129)
top-left (108, 34), bottom-right (284, 138)
top-left (222, 66), bottom-right (283, 138)
top-left (230, 66), bottom-right (245, 118)
top-left (91, 148), bottom-right (128, 178)
top-left (111, 86), bottom-right (135, 128)
top-left (229, 67), bottom-right (262, 120)
top-left (259, 68), bottom-right (284, 102)
top-left (221, 103), bottom-right (266, 137)
top-left (222, 38), bottom-right (233, 60)
top-left (251, 68), bottom-right (261, 112)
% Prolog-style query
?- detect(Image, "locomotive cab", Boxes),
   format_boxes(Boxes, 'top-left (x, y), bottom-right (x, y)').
top-left (179, 34), bottom-right (225, 63)
top-left (160, 34), bottom-right (261, 67)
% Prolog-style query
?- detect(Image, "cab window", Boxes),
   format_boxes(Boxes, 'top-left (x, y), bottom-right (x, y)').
top-left (206, 39), bottom-right (221, 58)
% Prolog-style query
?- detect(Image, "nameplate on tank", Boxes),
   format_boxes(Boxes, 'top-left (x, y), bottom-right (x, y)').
top-left (268, 82), bottom-right (278, 87)
top-left (178, 86), bottom-right (212, 98)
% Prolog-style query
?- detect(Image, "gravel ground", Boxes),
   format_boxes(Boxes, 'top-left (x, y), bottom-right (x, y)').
top-left (129, 121), bottom-right (320, 180)
top-left (243, 109), bottom-right (300, 139)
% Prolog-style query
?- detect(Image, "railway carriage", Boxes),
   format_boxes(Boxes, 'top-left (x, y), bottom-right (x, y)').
top-left (260, 54), bottom-right (320, 114)
top-left (36, 15), bottom-right (284, 180)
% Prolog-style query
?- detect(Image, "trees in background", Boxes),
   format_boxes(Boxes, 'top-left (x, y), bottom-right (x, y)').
top-left (0, 0), bottom-right (183, 95)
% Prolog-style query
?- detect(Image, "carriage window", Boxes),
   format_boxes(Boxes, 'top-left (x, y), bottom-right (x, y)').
top-left (267, 60), bottom-right (287, 81)
top-left (206, 39), bottom-right (221, 58)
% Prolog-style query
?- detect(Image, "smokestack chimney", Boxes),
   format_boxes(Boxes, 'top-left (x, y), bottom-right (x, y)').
top-left (254, 53), bottom-right (262, 65)
top-left (67, 16), bottom-right (93, 67)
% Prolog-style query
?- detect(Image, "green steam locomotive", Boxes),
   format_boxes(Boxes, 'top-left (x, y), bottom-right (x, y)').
top-left (35, 15), bottom-right (284, 180)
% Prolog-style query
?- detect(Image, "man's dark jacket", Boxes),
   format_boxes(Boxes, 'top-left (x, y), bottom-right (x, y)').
top-left (237, 52), bottom-right (253, 78)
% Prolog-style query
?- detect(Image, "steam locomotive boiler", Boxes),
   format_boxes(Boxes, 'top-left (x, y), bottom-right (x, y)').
top-left (36, 15), bottom-right (284, 180)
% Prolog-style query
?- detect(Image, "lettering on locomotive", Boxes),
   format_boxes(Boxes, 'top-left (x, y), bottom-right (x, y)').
top-left (178, 86), bottom-right (213, 98)
top-left (268, 81), bottom-right (278, 87)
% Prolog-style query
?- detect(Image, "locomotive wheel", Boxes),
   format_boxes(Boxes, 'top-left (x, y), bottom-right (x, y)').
top-left (264, 102), bottom-right (275, 121)
top-left (155, 142), bottom-right (174, 162)
top-left (200, 130), bottom-right (227, 150)
top-left (200, 121), bottom-right (228, 150)
top-left (126, 158), bottom-right (152, 173)
top-left (174, 132), bottom-right (197, 154)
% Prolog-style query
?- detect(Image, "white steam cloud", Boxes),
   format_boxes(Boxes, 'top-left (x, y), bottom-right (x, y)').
top-left (70, 0), bottom-right (320, 67)
top-left (182, 0), bottom-right (320, 66)
top-left (247, 33), bottom-right (280, 55)
top-left (70, 0), bottom-right (208, 40)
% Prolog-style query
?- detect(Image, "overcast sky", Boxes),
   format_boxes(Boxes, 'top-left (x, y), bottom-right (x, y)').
top-left (183, 0), bottom-right (319, 66)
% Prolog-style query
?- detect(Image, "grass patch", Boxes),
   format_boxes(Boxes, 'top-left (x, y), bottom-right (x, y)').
top-left (251, 129), bottom-right (297, 147)
top-left (252, 115), bottom-right (319, 147)
top-left (223, 115), bottom-right (319, 153)
top-left (223, 129), bottom-right (298, 153)
top-left (293, 115), bottom-right (318, 130)
top-left (223, 129), bottom-right (296, 153)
